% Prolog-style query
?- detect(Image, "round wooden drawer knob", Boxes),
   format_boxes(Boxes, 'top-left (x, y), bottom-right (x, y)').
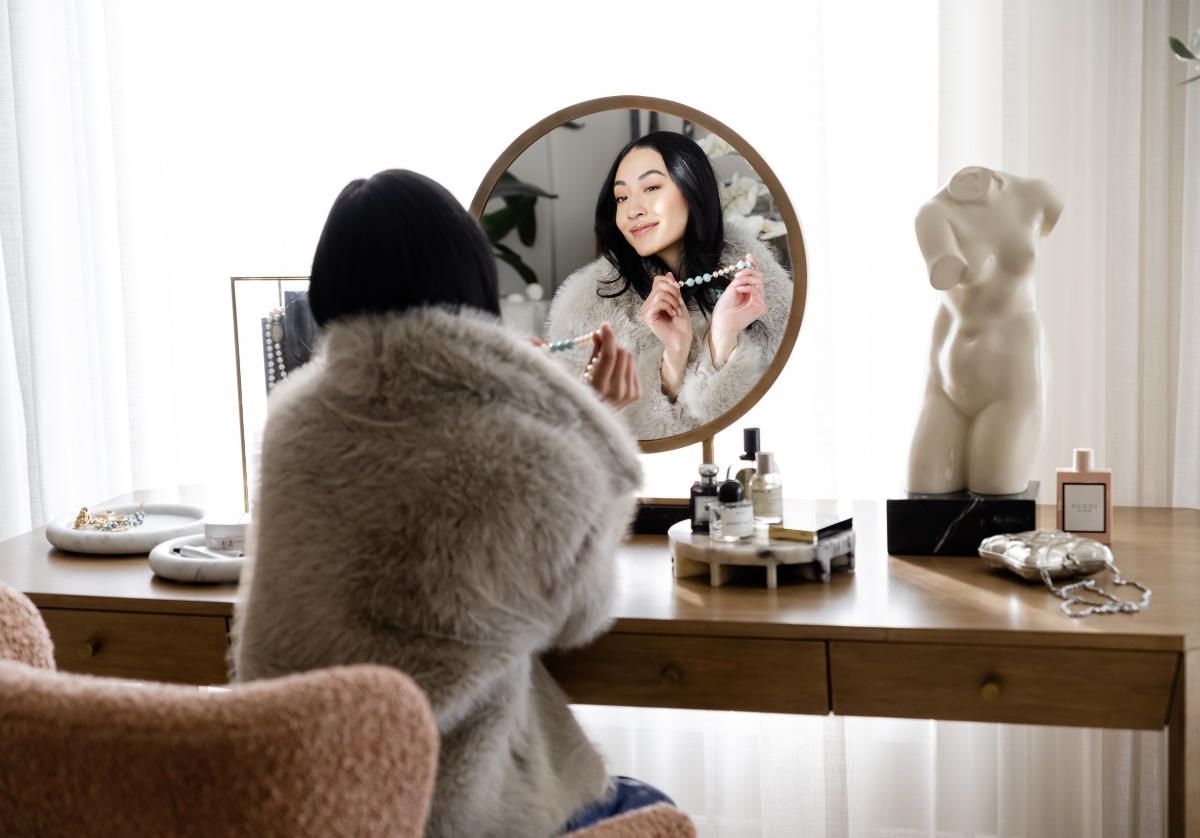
top-left (660, 663), bottom-right (683, 685)
top-left (77, 638), bottom-right (102, 659)
top-left (980, 676), bottom-right (1002, 702)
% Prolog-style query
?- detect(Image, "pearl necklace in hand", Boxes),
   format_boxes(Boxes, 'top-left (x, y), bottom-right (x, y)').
top-left (675, 259), bottom-right (750, 289)
top-left (545, 260), bottom-right (751, 353)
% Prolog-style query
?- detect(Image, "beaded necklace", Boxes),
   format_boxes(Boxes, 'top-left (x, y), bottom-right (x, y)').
top-left (544, 260), bottom-right (747, 353)
top-left (673, 259), bottom-right (750, 289)
top-left (265, 308), bottom-right (287, 391)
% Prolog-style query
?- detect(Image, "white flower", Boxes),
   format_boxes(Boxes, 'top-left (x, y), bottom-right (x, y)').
top-left (696, 132), bottom-right (734, 159)
top-left (525, 283), bottom-right (544, 301)
top-left (720, 173), bottom-right (766, 217)
top-left (758, 217), bottom-right (788, 240)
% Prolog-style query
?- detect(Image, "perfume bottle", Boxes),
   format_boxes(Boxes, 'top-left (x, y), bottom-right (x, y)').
top-left (750, 452), bottom-right (783, 524)
top-left (729, 427), bottom-right (761, 494)
top-left (1056, 447), bottom-right (1112, 544)
top-left (690, 463), bottom-right (720, 533)
top-left (710, 480), bottom-right (754, 542)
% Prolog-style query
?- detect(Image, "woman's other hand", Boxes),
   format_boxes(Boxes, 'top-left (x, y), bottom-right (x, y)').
top-left (640, 273), bottom-right (691, 399)
top-left (583, 322), bottom-right (641, 411)
top-left (709, 253), bottom-right (767, 369)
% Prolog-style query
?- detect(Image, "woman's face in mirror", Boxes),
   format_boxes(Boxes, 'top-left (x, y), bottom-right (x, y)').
top-left (613, 147), bottom-right (689, 269)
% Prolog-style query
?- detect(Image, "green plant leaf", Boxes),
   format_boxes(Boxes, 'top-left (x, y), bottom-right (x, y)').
top-left (1170, 36), bottom-right (1198, 60)
top-left (516, 202), bottom-right (537, 246)
top-left (481, 194), bottom-right (536, 242)
top-left (490, 170), bottom-right (558, 200)
top-left (493, 241), bottom-right (539, 285)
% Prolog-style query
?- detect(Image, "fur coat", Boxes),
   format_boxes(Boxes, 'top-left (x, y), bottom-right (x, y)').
top-left (546, 217), bottom-right (792, 440)
top-left (230, 307), bottom-right (642, 838)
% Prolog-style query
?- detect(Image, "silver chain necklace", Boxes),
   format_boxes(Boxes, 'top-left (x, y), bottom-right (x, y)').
top-left (1039, 563), bottom-right (1151, 618)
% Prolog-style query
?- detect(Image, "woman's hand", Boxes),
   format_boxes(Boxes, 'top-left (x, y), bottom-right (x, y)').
top-left (708, 252), bottom-right (767, 369)
top-left (640, 273), bottom-right (692, 399)
top-left (582, 322), bottom-right (641, 411)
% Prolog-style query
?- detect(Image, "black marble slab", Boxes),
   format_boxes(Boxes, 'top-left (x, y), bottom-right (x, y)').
top-left (634, 499), bottom-right (689, 535)
top-left (886, 481), bottom-right (1038, 556)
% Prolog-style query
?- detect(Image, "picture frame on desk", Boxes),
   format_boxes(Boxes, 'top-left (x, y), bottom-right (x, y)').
top-left (230, 276), bottom-right (310, 512)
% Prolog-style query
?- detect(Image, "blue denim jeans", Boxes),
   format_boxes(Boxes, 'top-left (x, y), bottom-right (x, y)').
top-left (557, 776), bottom-right (676, 834)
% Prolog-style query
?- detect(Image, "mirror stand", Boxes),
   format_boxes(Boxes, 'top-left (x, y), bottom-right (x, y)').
top-left (632, 436), bottom-right (715, 534)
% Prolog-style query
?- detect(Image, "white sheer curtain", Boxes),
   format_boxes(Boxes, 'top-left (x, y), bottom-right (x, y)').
top-left (1, 1), bottom-right (1194, 836)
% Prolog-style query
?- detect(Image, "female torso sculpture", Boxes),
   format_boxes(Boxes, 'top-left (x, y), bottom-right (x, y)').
top-left (908, 165), bottom-right (1063, 496)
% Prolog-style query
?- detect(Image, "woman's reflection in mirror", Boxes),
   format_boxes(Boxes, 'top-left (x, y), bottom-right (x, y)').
top-left (548, 131), bottom-right (792, 440)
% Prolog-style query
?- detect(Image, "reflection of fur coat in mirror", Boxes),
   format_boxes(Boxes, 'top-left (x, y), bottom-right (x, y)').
top-left (547, 217), bottom-right (792, 440)
top-left (231, 308), bottom-right (642, 838)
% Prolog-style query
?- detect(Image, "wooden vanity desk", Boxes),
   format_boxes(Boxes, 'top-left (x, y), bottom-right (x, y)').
top-left (2, 501), bottom-right (1198, 836)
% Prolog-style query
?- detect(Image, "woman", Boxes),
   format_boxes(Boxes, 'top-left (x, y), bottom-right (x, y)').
top-left (547, 131), bottom-right (792, 439)
top-left (230, 169), bottom-right (671, 837)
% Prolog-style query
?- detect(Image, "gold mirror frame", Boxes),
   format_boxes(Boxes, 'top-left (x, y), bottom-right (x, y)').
top-left (469, 95), bottom-right (807, 455)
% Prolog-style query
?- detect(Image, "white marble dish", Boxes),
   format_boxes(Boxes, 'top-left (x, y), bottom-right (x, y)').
top-left (148, 534), bottom-right (244, 584)
top-left (668, 520), bottom-right (855, 589)
top-left (45, 503), bottom-right (205, 555)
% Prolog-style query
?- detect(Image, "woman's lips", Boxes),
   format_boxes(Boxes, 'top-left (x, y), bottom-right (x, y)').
top-left (629, 221), bottom-right (658, 236)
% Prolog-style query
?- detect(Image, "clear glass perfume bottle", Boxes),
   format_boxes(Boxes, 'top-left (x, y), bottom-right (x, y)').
top-left (711, 480), bottom-right (754, 542)
top-left (750, 452), bottom-right (783, 524)
top-left (690, 463), bottom-right (720, 534)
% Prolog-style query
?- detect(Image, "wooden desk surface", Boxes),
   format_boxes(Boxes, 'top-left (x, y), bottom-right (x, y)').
top-left (614, 503), bottom-right (1200, 652)
top-left (3, 500), bottom-right (1197, 650)
top-left (6, 497), bottom-right (1198, 835)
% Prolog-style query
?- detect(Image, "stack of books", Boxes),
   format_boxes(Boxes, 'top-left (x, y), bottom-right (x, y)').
top-left (766, 503), bottom-right (855, 566)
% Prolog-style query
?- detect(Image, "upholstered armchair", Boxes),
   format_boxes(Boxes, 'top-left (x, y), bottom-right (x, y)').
top-left (0, 581), bottom-right (694, 837)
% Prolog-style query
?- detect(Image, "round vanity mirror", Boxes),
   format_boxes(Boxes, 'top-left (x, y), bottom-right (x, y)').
top-left (471, 96), bottom-right (806, 453)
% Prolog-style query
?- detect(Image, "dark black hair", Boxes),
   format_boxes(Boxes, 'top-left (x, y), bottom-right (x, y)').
top-left (594, 131), bottom-right (725, 316)
top-left (308, 169), bottom-right (500, 327)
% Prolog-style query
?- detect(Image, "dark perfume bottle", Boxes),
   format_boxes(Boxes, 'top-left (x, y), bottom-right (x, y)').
top-left (690, 463), bottom-right (720, 533)
top-left (729, 427), bottom-right (761, 494)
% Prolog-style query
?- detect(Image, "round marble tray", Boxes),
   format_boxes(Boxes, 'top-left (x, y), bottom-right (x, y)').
top-left (149, 534), bottom-right (244, 584)
top-left (668, 520), bottom-right (855, 588)
top-left (45, 503), bottom-right (205, 555)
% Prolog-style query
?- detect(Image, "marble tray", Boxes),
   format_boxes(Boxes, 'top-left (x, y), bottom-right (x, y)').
top-left (149, 534), bottom-right (244, 584)
top-left (45, 503), bottom-right (205, 555)
top-left (668, 520), bottom-right (855, 589)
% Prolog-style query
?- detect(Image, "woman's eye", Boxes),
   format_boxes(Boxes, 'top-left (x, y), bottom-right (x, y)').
top-left (645, 185), bottom-right (659, 192)
top-left (615, 195), bottom-right (626, 203)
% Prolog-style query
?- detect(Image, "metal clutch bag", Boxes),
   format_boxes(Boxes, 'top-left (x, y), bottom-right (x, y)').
top-left (978, 529), bottom-right (1150, 618)
top-left (978, 529), bottom-right (1113, 580)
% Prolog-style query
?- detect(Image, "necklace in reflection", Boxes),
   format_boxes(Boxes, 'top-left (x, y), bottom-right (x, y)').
top-left (544, 260), bottom-right (748, 353)
top-left (675, 259), bottom-right (749, 289)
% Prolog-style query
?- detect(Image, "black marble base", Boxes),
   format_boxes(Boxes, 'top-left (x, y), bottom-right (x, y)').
top-left (633, 499), bottom-right (689, 535)
top-left (886, 481), bottom-right (1038, 556)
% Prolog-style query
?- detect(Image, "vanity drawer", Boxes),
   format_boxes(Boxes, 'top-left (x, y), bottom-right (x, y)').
top-left (829, 641), bottom-right (1178, 730)
top-left (39, 608), bottom-right (231, 685)
top-left (546, 633), bottom-right (828, 714)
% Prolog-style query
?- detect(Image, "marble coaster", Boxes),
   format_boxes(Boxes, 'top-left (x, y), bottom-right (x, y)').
top-left (668, 520), bottom-right (855, 589)
top-left (148, 534), bottom-right (244, 584)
